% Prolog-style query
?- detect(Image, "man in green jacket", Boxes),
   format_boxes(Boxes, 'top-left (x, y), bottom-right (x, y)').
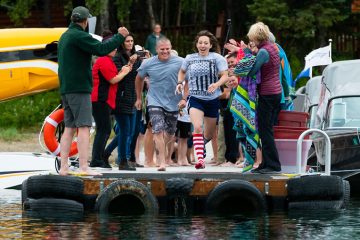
top-left (144, 23), bottom-right (165, 56)
top-left (58, 6), bottom-right (129, 176)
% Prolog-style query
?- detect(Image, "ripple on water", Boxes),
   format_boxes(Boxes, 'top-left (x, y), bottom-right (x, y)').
top-left (1, 189), bottom-right (360, 239)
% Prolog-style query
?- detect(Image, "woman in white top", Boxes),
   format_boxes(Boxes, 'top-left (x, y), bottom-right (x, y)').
top-left (176, 30), bottom-right (228, 169)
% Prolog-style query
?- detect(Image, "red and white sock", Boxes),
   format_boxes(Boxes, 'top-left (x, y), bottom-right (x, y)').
top-left (193, 133), bottom-right (205, 169)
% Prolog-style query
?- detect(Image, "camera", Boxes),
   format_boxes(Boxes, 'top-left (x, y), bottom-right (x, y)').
top-left (136, 50), bottom-right (146, 58)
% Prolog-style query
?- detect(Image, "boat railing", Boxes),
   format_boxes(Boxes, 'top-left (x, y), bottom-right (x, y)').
top-left (297, 129), bottom-right (331, 175)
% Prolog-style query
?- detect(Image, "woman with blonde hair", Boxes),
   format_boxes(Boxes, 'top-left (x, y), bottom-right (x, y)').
top-left (244, 22), bottom-right (282, 174)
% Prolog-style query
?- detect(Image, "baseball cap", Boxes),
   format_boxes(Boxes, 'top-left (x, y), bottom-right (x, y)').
top-left (71, 6), bottom-right (92, 21)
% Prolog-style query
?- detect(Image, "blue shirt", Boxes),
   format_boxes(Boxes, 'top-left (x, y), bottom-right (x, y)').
top-left (137, 55), bottom-right (184, 111)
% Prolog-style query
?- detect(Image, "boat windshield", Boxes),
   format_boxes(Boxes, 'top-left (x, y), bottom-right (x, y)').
top-left (326, 97), bottom-right (360, 128)
top-left (308, 105), bottom-right (318, 128)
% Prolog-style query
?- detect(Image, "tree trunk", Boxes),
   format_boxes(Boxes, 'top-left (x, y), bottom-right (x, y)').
top-left (95, 0), bottom-right (109, 35)
top-left (201, 0), bottom-right (206, 23)
top-left (164, 0), bottom-right (169, 27)
top-left (147, 0), bottom-right (156, 28)
top-left (42, 0), bottom-right (51, 27)
top-left (175, 0), bottom-right (182, 39)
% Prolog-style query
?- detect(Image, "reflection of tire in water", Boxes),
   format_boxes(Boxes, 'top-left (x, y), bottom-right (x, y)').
top-left (23, 198), bottom-right (84, 220)
top-left (205, 180), bottom-right (267, 216)
top-left (95, 179), bottom-right (159, 215)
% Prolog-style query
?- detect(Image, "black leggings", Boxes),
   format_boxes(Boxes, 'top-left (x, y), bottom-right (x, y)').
top-left (92, 101), bottom-right (112, 162)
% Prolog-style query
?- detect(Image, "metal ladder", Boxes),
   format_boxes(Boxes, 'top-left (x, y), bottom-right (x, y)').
top-left (296, 129), bottom-right (331, 175)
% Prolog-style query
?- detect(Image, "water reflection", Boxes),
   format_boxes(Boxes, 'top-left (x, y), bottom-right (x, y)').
top-left (1, 190), bottom-right (360, 239)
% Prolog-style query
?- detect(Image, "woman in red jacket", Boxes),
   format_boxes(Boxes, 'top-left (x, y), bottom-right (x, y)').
top-left (90, 30), bottom-right (131, 168)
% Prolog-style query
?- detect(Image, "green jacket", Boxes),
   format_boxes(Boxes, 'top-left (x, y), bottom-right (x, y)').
top-left (58, 23), bottom-right (124, 94)
top-left (144, 33), bottom-right (164, 56)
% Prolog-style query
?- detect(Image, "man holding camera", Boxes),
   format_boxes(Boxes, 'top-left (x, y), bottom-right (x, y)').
top-left (58, 6), bottom-right (129, 176)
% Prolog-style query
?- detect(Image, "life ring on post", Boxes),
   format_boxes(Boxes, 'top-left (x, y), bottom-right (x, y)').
top-left (43, 109), bottom-right (78, 157)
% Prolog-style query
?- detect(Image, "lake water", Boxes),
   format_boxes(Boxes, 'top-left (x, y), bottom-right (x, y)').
top-left (1, 189), bottom-right (360, 239)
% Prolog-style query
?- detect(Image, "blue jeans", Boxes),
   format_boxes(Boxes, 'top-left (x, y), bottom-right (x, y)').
top-left (105, 112), bottom-right (136, 164)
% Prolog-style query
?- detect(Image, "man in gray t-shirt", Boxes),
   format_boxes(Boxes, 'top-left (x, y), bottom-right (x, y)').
top-left (135, 38), bottom-right (183, 171)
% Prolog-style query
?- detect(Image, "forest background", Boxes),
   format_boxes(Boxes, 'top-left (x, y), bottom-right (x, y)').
top-left (0, 0), bottom-right (359, 140)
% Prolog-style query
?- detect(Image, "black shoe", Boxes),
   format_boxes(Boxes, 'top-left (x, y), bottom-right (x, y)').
top-left (130, 161), bottom-right (144, 168)
top-left (119, 161), bottom-right (136, 171)
top-left (102, 162), bottom-right (112, 169)
top-left (258, 167), bottom-right (281, 174)
top-left (90, 160), bottom-right (104, 168)
top-left (103, 156), bottom-right (112, 169)
top-left (250, 167), bottom-right (263, 174)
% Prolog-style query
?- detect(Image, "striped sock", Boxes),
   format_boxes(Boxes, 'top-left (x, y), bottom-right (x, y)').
top-left (193, 133), bottom-right (205, 169)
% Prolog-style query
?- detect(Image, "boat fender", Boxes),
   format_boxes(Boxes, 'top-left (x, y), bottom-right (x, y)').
top-left (25, 175), bottom-right (84, 201)
top-left (165, 178), bottom-right (194, 198)
top-left (287, 175), bottom-right (344, 201)
top-left (43, 108), bottom-right (78, 157)
top-left (95, 179), bottom-right (159, 214)
top-left (205, 180), bottom-right (267, 215)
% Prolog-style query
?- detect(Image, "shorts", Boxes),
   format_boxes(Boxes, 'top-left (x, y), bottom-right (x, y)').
top-left (61, 93), bottom-right (92, 128)
top-left (148, 106), bottom-right (178, 135)
top-left (175, 121), bottom-right (192, 139)
top-left (188, 96), bottom-right (220, 118)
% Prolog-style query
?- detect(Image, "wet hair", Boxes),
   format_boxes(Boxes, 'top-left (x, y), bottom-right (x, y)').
top-left (117, 33), bottom-right (136, 60)
top-left (101, 29), bottom-right (113, 42)
top-left (193, 30), bottom-right (220, 53)
top-left (156, 37), bottom-right (172, 48)
top-left (226, 52), bottom-right (237, 59)
top-left (247, 22), bottom-right (270, 44)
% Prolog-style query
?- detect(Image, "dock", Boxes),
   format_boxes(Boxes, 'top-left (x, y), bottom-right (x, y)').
top-left (21, 165), bottom-right (350, 216)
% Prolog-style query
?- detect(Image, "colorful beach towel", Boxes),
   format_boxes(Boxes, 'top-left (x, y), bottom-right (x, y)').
top-left (230, 54), bottom-right (261, 172)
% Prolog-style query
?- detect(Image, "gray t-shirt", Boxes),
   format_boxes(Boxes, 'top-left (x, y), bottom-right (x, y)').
top-left (137, 55), bottom-right (184, 111)
top-left (181, 52), bottom-right (228, 100)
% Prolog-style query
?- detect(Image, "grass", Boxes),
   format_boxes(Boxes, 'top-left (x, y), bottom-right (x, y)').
top-left (0, 127), bottom-right (22, 141)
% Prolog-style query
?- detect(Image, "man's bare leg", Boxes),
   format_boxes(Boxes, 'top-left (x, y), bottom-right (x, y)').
top-left (59, 127), bottom-right (76, 176)
top-left (178, 138), bottom-right (190, 166)
top-left (153, 132), bottom-right (166, 171)
top-left (77, 127), bottom-right (101, 176)
top-left (144, 127), bottom-right (156, 167)
top-left (165, 134), bottom-right (177, 166)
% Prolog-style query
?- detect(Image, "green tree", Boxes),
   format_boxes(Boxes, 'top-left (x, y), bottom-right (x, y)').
top-left (0, 0), bottom-right (36, 26)
top-left (247, 0), bottom-right (351, 78)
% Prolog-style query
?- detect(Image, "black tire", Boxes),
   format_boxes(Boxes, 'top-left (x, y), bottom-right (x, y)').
top-left (95, 179), bottom-right (159, 215)
top-left (205, 180), bottom-right (267, 216)
top-left (21, 179), bottom-right (28, 207)
top-left (24, 198), bottom-right (84, 214)
top-left (288, 200), bottom-right (344, 210)
top-left (287, 175), bottom-right (344, 201)
top-left (26, 175), bottom-right (84, 201)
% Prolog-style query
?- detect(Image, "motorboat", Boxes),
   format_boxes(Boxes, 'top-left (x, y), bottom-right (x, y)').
top-left (312, 59), bottom-right (360, 181)
top-left (0, 152), bottom-right (56, 189)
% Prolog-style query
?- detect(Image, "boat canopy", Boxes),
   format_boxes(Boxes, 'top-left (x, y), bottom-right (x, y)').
top-left (316, 60), bottom-right (360, 128)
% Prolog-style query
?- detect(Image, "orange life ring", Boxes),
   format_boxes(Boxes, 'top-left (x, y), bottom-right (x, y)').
top-left (43, 109), bottom-right (78, 157)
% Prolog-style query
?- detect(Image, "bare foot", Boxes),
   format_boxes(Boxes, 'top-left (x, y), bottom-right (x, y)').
top-left (145, 163), bottom-right (157, 167)
top-left (80, 168), bottom-right (102, 176)
top-left (220, 162), bottom-right (235, 167)
top-left (179, 161), bottom-right (191, 166)
top-left (157, 166), bottom-right (166, 171)
top-left (59, 168), bottom-right (69, 176)
top-left (237, 162), bottom-right (245, 168)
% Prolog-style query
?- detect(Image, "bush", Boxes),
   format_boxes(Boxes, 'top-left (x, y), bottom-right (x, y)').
top-left (0, 90), bottom-right (61, 129)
